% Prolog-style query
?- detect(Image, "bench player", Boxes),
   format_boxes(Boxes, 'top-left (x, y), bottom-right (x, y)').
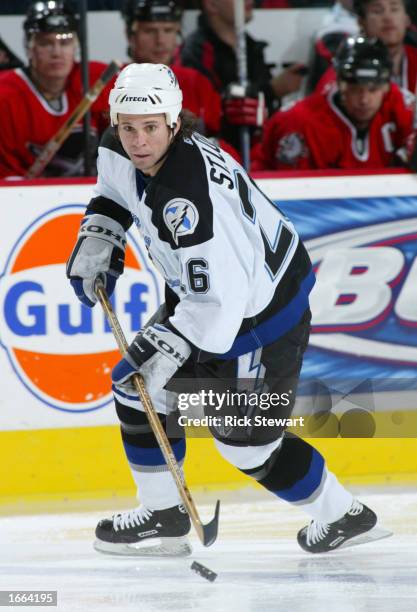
top-left (252, 36), bottom-right (413, 171)
top-left (0, 0), bottom-right (114, 178)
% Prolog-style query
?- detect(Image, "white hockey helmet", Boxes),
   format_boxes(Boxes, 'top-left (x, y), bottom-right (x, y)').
top-left (109, 63), bottom-right (183, 128)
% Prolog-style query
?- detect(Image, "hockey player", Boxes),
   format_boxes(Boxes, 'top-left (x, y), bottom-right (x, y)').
top-left (121, 0), bottom-right (223, 139)
top-left (67, 62), bottom-right (387, 556)
top-left (252, 36), bottom-right (413, 171)
top-left (178, 0), bottom-right (305, 152)
top-left (317, 0), bottom-right (417, 95)
top-left (0, 0), bottom-right (115, 178)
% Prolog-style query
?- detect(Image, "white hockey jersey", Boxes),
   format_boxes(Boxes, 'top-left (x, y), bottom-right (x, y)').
top-left (89, 130), bottom-right (314, 359)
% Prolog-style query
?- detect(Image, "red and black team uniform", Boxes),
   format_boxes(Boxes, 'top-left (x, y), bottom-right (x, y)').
top-left (252, 84), bottom-right (413, 171)
top-left (178, 12), bottom-right (276, 151)
top-left (316, 44), bottom-right (417, 96)
top-left (178, 14), bottom-right (274, 103)
top-left (0, 61), bottom-right (114, 178)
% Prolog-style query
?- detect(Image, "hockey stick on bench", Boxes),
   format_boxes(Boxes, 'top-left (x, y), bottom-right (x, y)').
top-left (94, 278), bottom-right (220, 547)
top-left (25, 60), bottom-right (121, 179)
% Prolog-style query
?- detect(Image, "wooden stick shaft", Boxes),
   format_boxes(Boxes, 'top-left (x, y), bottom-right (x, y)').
top-left (25, 60), bottom-right (120, 179)
top-left (95, 283), bottom-right (206, 544)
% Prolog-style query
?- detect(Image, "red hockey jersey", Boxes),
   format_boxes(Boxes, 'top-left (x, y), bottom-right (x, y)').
top-left (252, 84), bottom-right (413, 171)
top-left (0, 62), bottom-right (115, 178)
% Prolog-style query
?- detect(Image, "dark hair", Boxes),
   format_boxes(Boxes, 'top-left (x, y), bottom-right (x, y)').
top-left (175, 109), bottom-right (200, 140)
top-left (354, 0), bottom-right (408, 19)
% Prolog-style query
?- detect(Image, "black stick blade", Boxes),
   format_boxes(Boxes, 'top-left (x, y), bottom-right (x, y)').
top-left (202, 500), bottom-right (220, 547)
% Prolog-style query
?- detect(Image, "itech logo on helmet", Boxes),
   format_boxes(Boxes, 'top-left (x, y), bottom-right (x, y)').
top-left (115, 94), bottom-right (148, 103)
top-left (0, 205), bottom-right (161, 413)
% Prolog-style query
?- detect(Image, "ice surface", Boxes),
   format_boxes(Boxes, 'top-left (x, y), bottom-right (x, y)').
top-left (1, 490), bottom-right (416, 612)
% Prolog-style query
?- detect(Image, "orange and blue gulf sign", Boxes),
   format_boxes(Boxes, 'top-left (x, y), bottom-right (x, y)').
top-left (0, 204), bottom-right (161, 413)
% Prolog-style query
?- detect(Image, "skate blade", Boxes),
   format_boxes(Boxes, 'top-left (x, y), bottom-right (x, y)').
top-left (338, 525), bottom-right (393, 551)
top-left (93, 536), bottom-right (192, 558)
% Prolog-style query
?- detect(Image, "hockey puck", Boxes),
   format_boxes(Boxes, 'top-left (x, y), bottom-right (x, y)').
top-left (191, 561), bottom-right (217, 582)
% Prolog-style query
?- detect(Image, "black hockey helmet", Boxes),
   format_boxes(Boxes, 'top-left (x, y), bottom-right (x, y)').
top-left (24, 1), bottom-right (80, 40)
top-left (334, 36), bottom-right (392, 84)
top-left (122, 0), bottom-right (183, 30)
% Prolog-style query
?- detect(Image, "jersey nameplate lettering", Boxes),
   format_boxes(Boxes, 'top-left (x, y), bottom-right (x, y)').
top-left (193, 134), bottom-right (234, 190)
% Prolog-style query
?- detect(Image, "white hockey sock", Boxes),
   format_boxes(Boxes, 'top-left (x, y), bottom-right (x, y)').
top-left (131, 467), bottom-right (183, 511)
top-left (295, 467), bottom-right (354, 524)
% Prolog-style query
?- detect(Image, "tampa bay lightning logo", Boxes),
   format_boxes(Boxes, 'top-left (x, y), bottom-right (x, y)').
top-left (163, 199), bottom-right (199, 245)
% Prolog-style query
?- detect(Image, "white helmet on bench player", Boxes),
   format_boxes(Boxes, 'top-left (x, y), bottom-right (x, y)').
top-left (109, 63), bottom-right (183, 128)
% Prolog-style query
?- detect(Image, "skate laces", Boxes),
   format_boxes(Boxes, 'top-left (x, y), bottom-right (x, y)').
top-left (305, 500), bottom-right (364, 545)
top-left (305, 520), bottom-right (330, 546)
top-left (347, 499), bottom-right (363, 516)
top-left (113, 506), bottom-right (153, 531)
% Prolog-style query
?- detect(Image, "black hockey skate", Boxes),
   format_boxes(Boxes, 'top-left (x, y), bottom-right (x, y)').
top-left (94, 504), bottom-right (192, 557)
top-left (297, 500), bottom-right (392, 553)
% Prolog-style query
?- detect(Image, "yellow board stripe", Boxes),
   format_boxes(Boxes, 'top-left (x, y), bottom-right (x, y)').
top-left (1, 426), bottom-right (417, 509)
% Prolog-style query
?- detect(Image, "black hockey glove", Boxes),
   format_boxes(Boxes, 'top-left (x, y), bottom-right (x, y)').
top-left (66, 213), bottom-right (126, 307)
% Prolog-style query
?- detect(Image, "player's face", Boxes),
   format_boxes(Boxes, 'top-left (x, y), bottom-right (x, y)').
top-left (118, 113), bottom-right (180, 176)
top-left (128, 21), bottom-right (180, 65)
top-left (361, 0), bottom-right (410, 47)
top-left (339, 81), bottom-right (389, 125)
top-left (27, 32), bottom-right (76, 80)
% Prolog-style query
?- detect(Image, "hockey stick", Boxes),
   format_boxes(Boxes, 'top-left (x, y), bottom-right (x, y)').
top-left (234, 0), bottom-right (251, 170)
top-left (25, 60), bottom-right (121, 179)
top-left (94, 279), bottom-right (220, 547)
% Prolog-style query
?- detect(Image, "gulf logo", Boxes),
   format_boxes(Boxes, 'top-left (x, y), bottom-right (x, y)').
top-left (307, 218), bottom-right (417, 365)
top-left (0, 204), bottom-right (161, 412)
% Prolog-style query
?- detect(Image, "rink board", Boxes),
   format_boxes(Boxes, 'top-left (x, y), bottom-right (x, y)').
top-left (1, 171), bottom-right (417, 505)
